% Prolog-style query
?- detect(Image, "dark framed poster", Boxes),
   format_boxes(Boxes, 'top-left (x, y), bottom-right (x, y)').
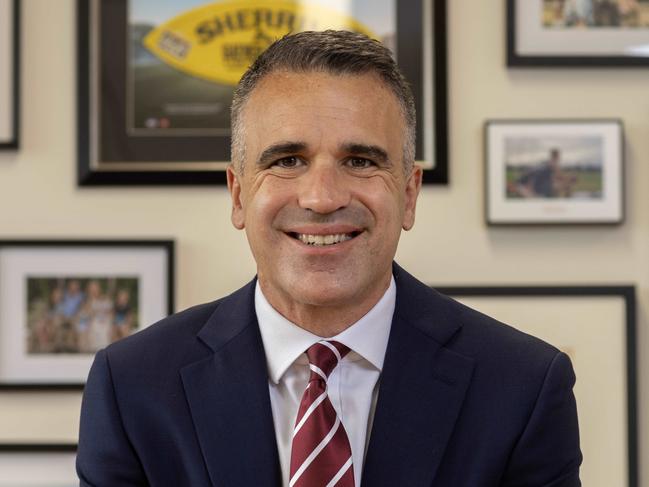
top-left (0, 0), bottom-right (19, 149)
top-left (77, 0), bottom-right (448, 185)
top-left (437, 285), bottom-right (637, 487)
top-left (508, 0), bottom-right (649, 67)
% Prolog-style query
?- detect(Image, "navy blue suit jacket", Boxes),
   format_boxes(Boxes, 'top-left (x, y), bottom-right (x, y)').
top-left (77, 264), bottom-right (581, 486)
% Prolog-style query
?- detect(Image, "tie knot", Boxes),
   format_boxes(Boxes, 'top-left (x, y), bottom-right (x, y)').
top-left (306, 340), bottom-right (350, 380)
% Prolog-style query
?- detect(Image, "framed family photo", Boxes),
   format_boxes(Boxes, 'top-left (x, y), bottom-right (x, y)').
top-left (484, 119), bottom-right (624, 225)
top-left (0, 240), bottom-right (174, 387)
top-left (508, 0), bottom-right (649, 66)
top-left (437, 285), bottom-right (637, 487)
top-left (0, 0), bottom-right (19, 149)
top-left (78, 0), bottom-right (448, 185)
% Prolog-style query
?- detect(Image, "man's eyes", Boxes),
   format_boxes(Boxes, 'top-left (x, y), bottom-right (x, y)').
top-left (270, 156), bottom-right (376, 169)
top-left (346, 157), bottom-right (375, 169)
top-left (272, 156), bottom-right (303, 169)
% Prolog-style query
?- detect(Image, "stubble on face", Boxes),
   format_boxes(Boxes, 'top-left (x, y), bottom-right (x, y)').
top-left (227, 71), bottom-right (421, 336)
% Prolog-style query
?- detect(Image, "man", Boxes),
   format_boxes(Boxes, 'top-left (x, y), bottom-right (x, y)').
top-left (512, 148), bottom-right (576, 199)
top-left (77, 31), bottom-right (581, 486)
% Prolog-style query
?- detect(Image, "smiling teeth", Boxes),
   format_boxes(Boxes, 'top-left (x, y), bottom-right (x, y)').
top-left (297, 233), bottom-right (353, 246)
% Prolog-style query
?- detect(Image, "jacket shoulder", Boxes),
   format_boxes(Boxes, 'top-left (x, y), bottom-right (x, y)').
top-left (431, 289), bottom-right (567, 397)
top-left (448, 293), bottom-right (560, 358)
top-left (114, 299), bottom-right (220, 346)
top-left (393, 263), bottom-right (561, 369)
top-left (102, 298), bottom-right (222, 374)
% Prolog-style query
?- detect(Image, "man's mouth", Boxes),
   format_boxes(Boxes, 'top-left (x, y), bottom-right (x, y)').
top-left (288, 232), bottom-right (361, 246)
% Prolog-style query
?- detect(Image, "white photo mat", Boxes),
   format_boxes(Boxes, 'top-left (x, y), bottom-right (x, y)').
top-left (0, 245), bottom-right (170, 384)
top-left (486, 120), bottom-right (623, 224)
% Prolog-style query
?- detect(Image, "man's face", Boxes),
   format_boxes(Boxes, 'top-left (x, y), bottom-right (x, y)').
top-left (227, 70), bottom-right (421, 318)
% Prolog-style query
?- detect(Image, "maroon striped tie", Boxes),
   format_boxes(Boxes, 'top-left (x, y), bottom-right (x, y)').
top-left (289, 340), bottom-right (355, 487)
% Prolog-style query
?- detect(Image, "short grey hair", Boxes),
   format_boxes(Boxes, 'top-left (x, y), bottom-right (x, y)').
top-left (230, 30), bottom-right (416, 174)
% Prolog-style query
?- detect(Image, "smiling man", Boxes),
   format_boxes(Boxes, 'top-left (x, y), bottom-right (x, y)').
top-left (228, 67), bottom-right (419, 338)
top-left (77, 31), bottom-right (582, 487)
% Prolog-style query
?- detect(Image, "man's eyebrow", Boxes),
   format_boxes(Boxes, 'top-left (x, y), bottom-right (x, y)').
top-left (341, 143), bottom-right (389, 165)
top-left (256, 142), bottom-right (307, 166)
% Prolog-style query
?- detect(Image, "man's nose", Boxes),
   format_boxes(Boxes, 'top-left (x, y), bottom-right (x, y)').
top-left (297, 162), bottom-right (351, 214)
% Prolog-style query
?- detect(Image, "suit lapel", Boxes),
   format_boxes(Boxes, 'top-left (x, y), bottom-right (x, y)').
top-left (180, 281), bottom-right (281, 487)
top-left (362, 266), bottom-right (475, 487)
top-left (177, 266), bottom-right (474, 486)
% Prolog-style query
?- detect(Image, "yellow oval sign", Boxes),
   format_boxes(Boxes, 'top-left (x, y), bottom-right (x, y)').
top-left (142, 0), bottom-right (377, 86)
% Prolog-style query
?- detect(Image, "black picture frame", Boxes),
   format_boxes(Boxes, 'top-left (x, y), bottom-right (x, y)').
top-left (0, 0), bottom-right (19, 149)
top-left (437, 285), bottom-right (637, 487)
top-left (0, 240), bottom-right (174, 452)
top-left (77, 0), bottom-right (448, 185)
top-left (0, 239), bottom-right (175, 389)
top-left (507, 0), bottom-right (649, 67)
top-left (484, 119), bottom-right (624, 226)
top-left (0, 443), bottom-right (77, 453)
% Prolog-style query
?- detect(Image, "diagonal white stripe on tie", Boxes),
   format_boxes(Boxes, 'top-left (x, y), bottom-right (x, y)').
top-left (293, 390), bottom-right (328, 437)
top-left (325, 456), bottom-right (353, 487)
top-left (320, 340), bottom-right (343, 362)
top-left (309, 363), bottom-right (328, 381)
top-left (289, 416), bottom-right (341, 487)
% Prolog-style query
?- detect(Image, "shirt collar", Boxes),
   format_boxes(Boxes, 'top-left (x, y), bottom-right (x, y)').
top-left (255, 277), bottom-right (396, 384)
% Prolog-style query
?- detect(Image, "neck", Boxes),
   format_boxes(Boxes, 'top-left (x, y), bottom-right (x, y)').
top-left (258, 276), bottom-right (392, 337)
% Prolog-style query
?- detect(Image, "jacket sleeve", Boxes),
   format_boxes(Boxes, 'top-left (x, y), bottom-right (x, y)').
top-left (76, 349), bottom-right (148, 486)
top-left (501, 351), bottom-right (582, 487)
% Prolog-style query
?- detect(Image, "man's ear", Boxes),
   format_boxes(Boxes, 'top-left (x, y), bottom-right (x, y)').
top-left (227, 165), bottom-right (245, 229)
top-left (402, 164), bottom-right (422, 231)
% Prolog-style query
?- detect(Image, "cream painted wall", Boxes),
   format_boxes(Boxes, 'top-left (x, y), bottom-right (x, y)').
top-left (0, 0), bottom-right (647, 484)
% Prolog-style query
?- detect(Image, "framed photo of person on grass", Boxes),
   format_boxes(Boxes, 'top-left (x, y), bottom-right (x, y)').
top-left (484, 119), bottom-right (624, 225)
top-left (77, 0), bottom-right (448, 185)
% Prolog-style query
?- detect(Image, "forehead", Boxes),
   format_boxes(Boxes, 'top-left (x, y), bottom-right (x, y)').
top-left (248, 69), bottom-right (398, 103)
top-left (240, 70), bottom-right (405, 155)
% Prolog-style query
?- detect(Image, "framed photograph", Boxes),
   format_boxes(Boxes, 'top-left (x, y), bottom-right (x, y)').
top-left (0, 240), bottom-right (174, 387)
top-left (508, 0), bottom-right (649, 66)
top-left (437, 285), bottom-right (637, 487)
top-left (485, 119), bottom-right (624, 225)
top-left (0, 0), bottom-right (19, 148)
top-left (77, 0), bottom-right (448, 185)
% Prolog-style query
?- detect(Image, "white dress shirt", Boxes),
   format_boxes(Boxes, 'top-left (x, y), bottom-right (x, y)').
top-left (255, 277), bottom-right (396, 487)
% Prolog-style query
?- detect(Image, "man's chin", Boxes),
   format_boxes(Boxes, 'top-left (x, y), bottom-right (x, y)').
top-left (285, 271), bottom-right (388, 311)
top-left (286, 280), bottom-right (354, 308)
